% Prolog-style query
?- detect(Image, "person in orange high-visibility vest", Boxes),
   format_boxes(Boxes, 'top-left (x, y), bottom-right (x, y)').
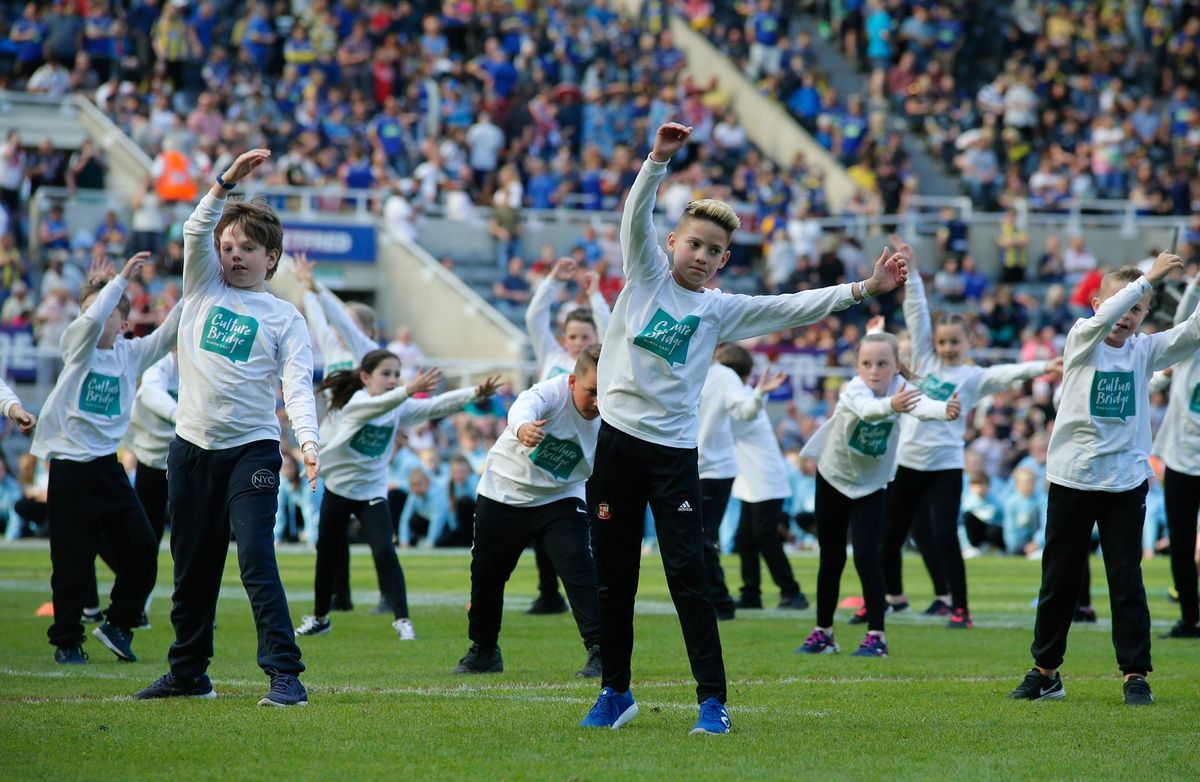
top-left (153, 144), bottom-right (197, 204)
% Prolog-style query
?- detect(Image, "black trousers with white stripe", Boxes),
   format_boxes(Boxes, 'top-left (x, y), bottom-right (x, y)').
top-left (589, 421), bottom-right (726, 704)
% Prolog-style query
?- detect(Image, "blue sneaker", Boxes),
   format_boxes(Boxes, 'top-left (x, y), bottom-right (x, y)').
top-left (258, 669), bottom-right (308, 707)
top-left (134, 673), bottom-right (217, 700)
top-left (690, 697), bottom-right (731, 735)
top-left (579, 687), bottom-right (638, 729)
top-left (795, 628), bottom-right (840, 654)
top-left (93, 622), bottom-right (136, 662)
top-left (851, 633), bottom-right (889, 658)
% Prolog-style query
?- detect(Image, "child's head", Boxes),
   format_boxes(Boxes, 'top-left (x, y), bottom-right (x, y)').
top-left (318, 349), bottom-right (402, 409)
top-left (666, 199), bottom-right (741, 291)
top-left (1012, 467), bottom-right (1037, 498)
top-left (449, 454), bottom-right (472, 483)
top-left (214, 198), bottom-right (284, 291)
top-left (408, 468), bottom-right (429, 495)
top-left (856, 333), bottom-right (904, 395)
top-left (79, 278), bottom-right (131, 349)
top-left (569, 344), bottom-right (601, 420)
top-left (1092, 265), bottom-right (1150, 346)
top-left (562, 308), bottom-right (599, 358)
top-left (1028, 431), bottom-right (1049, 464)
top-left (934, 313), bottom-right (970, 365)
top-left (968, 471), bottom-right (990, 497)
top-left (714, 342), bottom-right (754, 382)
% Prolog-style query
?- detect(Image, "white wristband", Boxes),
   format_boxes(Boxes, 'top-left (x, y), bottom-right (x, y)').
top-left (858, 280), bottom-right (873, 300)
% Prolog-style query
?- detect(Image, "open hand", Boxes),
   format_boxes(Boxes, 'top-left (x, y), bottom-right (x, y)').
top-left (291, 251), bottom-right (316, 292)
top-left (120, 251), bottom-right (153, 280)
top-left (890, 382), bottom-right (921, 413)
top-left (1146, 251), bottom-right (1184, 284)
top-left (222, 148), bottom-right (272, 185)
top-left (756, 370), bottom-right (788, 395)
top-left (866, 314), bottom-right (886, 334)
top-left (867, 248), bottom-right (908, 297)
top-left (404, 367), bottom-right (442, 396)
top-left (551, 257), bottom-right (577, 281)
top-left (475, 374), bottom-right (503, 399)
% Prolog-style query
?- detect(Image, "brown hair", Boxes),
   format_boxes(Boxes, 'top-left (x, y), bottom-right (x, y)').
top-left (564, 307), bottom-right (598, 333)
top-left (318, 349), bottom-right (400, 411)
top-left (857, 332), bottom-right (915, 382)
top-left (678, 199), bottom-right (741, 238)
top-left (574, 343), bottom-right (601, 376)
top-left (79, 277), bottom-right (131, 319)
top-left (935, 312), bottom-right (969, 334)
top-left (213, 198), bottom-right (284, 280)
top-left (715, 342), bottom-right (754, 381)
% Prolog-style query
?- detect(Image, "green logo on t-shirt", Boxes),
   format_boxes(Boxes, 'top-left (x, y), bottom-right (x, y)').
top-left (920, 375), bottom-right (956, 402)
top-left (529, 434), bottom-right (585, 480)
top-left (168, 390), bottom-right (178, 400)
top-left (848, 420), bottom-right (894, 456)
top-left (633, 308), bottom-right (701, 366)
top-left (200, 306), bottom-right (258, 363)
top-left (546, 365), bottom-right (568, 378)
top-left (1189, 383), bottom-right (1200, 414)
top-left (78, 371), bottom-right (121, 417)
top-left (326, 360), bottom-right (354, 375)
top-left (1090, 371), bottom-right (1135, 420)
top-left (349, 423), bottom-right (395, 457)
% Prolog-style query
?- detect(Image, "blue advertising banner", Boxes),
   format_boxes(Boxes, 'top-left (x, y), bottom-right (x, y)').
top-left (0, 324), bottom-right (37, 382)
top-left (282, 222), bottom-right (378, 263)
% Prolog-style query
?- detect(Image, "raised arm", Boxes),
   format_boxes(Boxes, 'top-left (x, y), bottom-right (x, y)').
top-left (317, 286), bottom-right (378, 363)
top-left (838, 378), bottom-right (911, 422)
top-left (525, 265), bottom-right (569, 367)
top-left (133, 303), bottom-right (182, 374)
top-left (901, 254), bottom-right (938, 373)
top-left (621, 124), bottom-right (688, 283)
top-left (185, 149), bottom-right (274, 295)
top-left (723, 370), bottom-right (768, 422)
top-left (59, 275), bottom-right (128, 365)
top-left (585, 270), bottom-right (612, 337)
top-left (1147, 292), bottom-right (1200, 372)
top-left (1063, 277), bottom-right (1152, 364)
top-left (1174, 274), bottom-right (1200, 326)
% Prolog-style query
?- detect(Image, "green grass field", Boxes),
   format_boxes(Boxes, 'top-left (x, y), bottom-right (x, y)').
top-left (1, 542), bottom-right (1197, 781)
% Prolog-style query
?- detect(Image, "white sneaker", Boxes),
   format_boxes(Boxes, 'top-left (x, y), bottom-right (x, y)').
top-left (297, 616), bottom-right (331, 636)
top-left (393, 618), bottom-right (416, 641)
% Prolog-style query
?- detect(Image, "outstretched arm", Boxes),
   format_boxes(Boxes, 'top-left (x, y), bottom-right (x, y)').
top-left (620, 123), bottom-right (689, 283)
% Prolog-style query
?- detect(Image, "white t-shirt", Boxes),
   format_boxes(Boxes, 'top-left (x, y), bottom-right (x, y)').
top-left (1049, 277), bottom-right (1200, 491)
top-left (477, 375), bottom-right (599, 507)
top-left (599, 157), bottom-right (860, 449)
top-left (126, 352), bottom-right (179, 470)
top-left (175, 193), bottom-right (319, 450)
top-left (697, 362), bottom-right (763, 480)
top-left (731, 404), bottom-right (791, 503)
top-left (898, 270), bottom-right (1049, 471)
top-left (1153, 277), bottom-right (1200, 476)
top-left (802, 376), bottom-right (951, 499)
top-left (466, 121), bottom-right (505, 172)
top-left (31, 277), bottom-right (180, 461)
top-left (303, 285), bottom-right (377, 376)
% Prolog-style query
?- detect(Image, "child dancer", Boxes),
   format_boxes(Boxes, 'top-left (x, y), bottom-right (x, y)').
top-left (1152, 273), bottom-right (1200, 639)
top-left (455, 345), bottom-right (603, 678)
top-left (696, 348), bottom-right (782, 620)
top-left (796, 333), bottom-right (960, 657)
top-left (880, 234), bottom-right (1059, 628)
top-left (715, 344), bottom-right (808, 611)
top-left (134, 150), bottom-right (321, 706)
top-left (32, 252), bottom-right (179, 664)
top-left (296, 350), bottom-right (497, 640)
top-left (126, 350), bottom-right (179, 624)
top-left (1009, 255), bottom-right (1199, 705)
top-left (525, 257), bottom-right (610, 615)
top-left (581, 122), bottom-right (907, 735)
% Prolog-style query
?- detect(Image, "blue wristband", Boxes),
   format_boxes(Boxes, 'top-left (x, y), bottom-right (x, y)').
top-left (216, 173), bottom-right (235, 191)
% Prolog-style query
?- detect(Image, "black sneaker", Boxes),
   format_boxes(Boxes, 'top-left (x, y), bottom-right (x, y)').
top-left (923, 598), bottom-right (952, 617)
top-left (1123, 675), bottom-right (1153, 706)
top-left (848, 606), bottom-right (869, 625)
top-left (714, 603), bottom-right (736, 621)
top-left (54, 645), bottom-right (88, 665)
top-left (576, 645), bottom-right (602, 678)
top-left (371, 597), bottom-right (394, 615)
top-left (1160, 620), bottom-right (1200, 639)
top-left (453, 643), bottom-right (503, 674)
top-left (779, 593), bottom-right (810, 610)
top-left (526, 593), bottom-right (568, 615)
top-left (134, 673), bottom-right (216, 700)
top-left (735, 596), bottom-right (763, 610)
top-left (1007, 668), bottom-right (1065, 701)
top-left (93, 622), bottom-right (136, 662)
top-left (329, 592), bottom-right (354, 612)
top-left (1073, 606), bottom-right (1097, 623)
top-left (887, 600), bottom-right (910, 614)
top-left (259, 669), bottom-right (308, 707)
top-left (81, 607), bottom-right (104, 624)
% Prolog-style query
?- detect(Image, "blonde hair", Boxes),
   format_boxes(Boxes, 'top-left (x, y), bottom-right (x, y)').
top-left (857, 332), bottom-right (915, 382)
top-left (679, 199), bottom-right (741, 237)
